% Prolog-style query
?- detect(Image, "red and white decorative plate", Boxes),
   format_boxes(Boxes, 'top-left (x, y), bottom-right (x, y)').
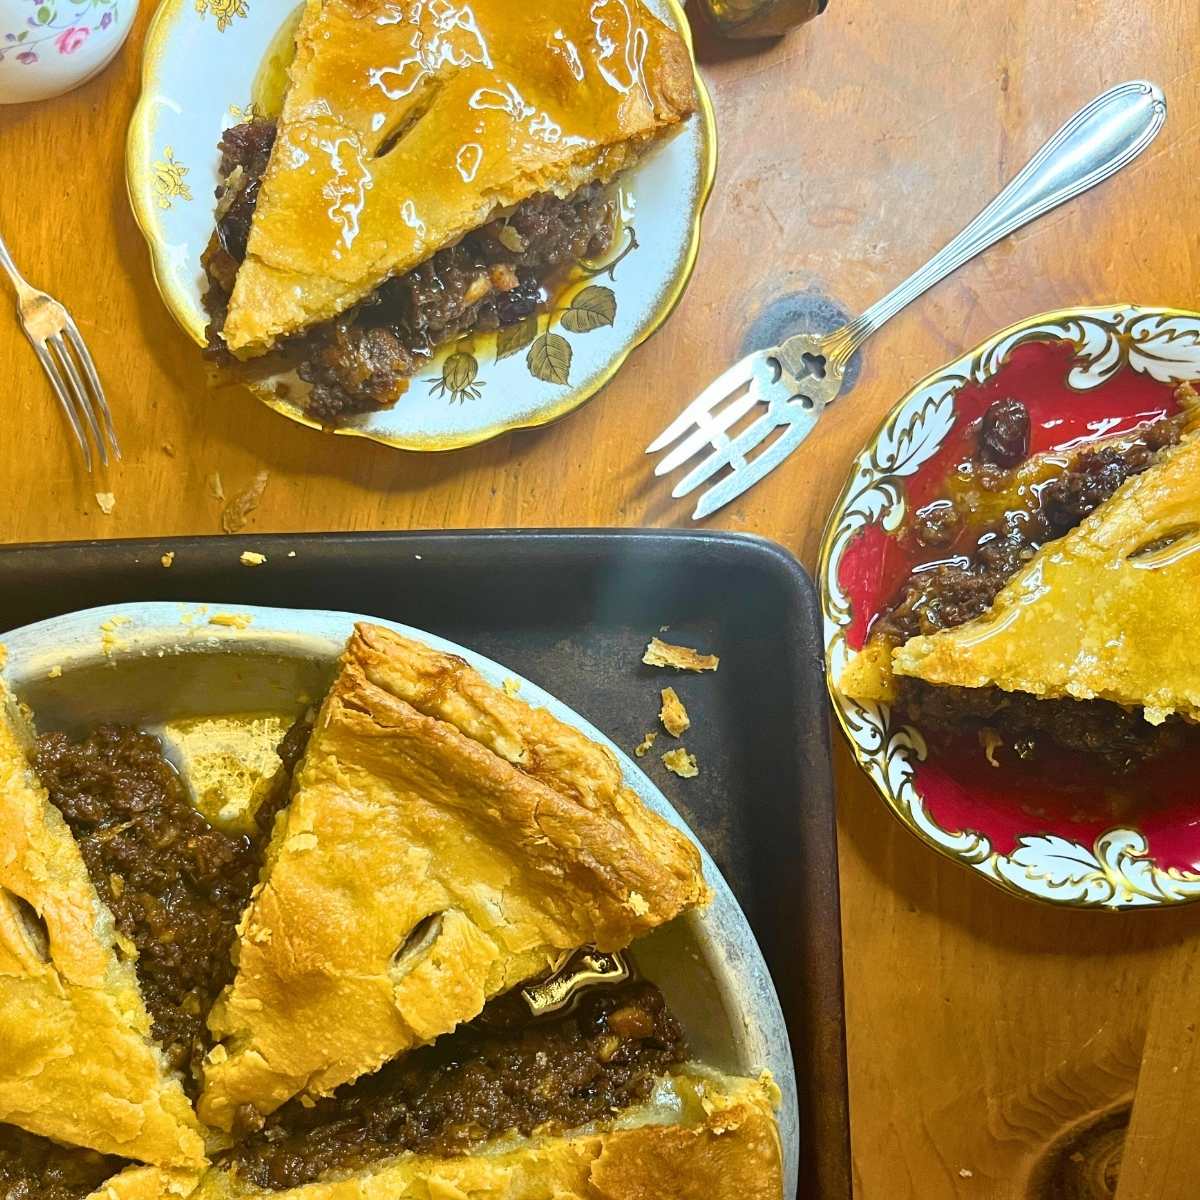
top-left (820, 305), bottom-right (1200, 909)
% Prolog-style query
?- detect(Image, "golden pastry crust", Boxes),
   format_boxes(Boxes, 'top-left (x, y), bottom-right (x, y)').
top-left (223, 0), bottom-right (697, 354)
top-left (0, 692), bottom-right (206, 1168)
top-left (192, 1070), bottom-right (782, 1199)
top-left (894, 432), bottom-right (1200, 722)
top-left (87, 1166), bottom-right (202, 1200)
top-left (200, 625), bottom-right (710, 1128)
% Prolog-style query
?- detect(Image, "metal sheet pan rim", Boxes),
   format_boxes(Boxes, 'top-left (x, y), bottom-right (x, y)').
top-left (1, 599), bottom-right (799, 1195)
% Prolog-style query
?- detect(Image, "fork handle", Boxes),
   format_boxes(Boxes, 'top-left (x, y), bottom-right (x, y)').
top-left (0, 231), bottom-right (31, 297)
top-left (811, 80), bottom-right (1166, 372)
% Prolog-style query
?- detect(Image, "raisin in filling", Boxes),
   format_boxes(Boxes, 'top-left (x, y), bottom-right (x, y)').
top-left (873, 401), bottom-right (1188, 769)
top-left (202, 119), bottom-right (617, 423)
top-left (0, 1124), bottom-right (125, 1200)
top-left (222, 978), bottom-right (687, 1191)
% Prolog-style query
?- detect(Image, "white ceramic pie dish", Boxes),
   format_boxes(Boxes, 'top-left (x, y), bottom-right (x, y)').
top-left (0, 600), bottom-right (798, 1194)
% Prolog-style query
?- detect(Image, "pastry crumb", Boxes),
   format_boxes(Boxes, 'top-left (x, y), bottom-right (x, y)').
top-left (659, 687), bottom-right (690, 737)
top-left (222, 469), bottom-right (271, 534)
top-left (209, 613), bottom-right (252, 630)
top-left (240, 551), bottom-right (267, 567)
top-left (502, 677), bottom-right (521, 696)
top-left (958, 1168), bottom-right (974, 1179)
top-left (48, 665), bottom-right (63, 679)
top-left (162, 442), bottom-right (177, 457)
top-left (287, 550), bottom-right (297, 558)
top-left (662, 748), bottom-right (699, 778)
top-left (95, 491), bottom-right (116, 515)
top-left (161, 552), bottom-right (175, 569)
top-left (634, 731), bottom-right (658, 758)
top-left (643, 637), bottom-right (719, 672)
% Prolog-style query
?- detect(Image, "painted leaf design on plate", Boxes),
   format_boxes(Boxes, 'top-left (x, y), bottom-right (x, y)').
top-left (495, 314), bottom-right (539, 361)
top-left (560, 285), bottom-right (617, 335)
top-left (527, 333), bottom-right (572, 385)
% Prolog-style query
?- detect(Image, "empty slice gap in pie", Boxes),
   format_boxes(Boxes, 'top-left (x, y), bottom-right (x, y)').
top-left (841, 393), bottom-right (1200, 772)
top-left (199, 622), bottom-right (711, 1129)
top-left (194, 1068), bottom-right (782, 1200)
top-left (202, 0), bottom-right (698, 423)
top-left (0, 691), bottom-right (206, 1172)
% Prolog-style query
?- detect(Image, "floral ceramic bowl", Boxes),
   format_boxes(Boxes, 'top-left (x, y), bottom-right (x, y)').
top-left (0, 0), bottom-right (136, 103)
top-left (821, 304), bottom-right (1200, 910)
top-left (126, 0), bottom-right (716, 451)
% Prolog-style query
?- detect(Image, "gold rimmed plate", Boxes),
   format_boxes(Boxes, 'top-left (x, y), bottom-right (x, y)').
top-left (820, 304), bottom-right (1200, 910)
top-left (126, 0), bottom-right (717, 451)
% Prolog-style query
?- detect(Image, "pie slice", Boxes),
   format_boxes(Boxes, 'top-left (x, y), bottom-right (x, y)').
top-left (205, 0), bottom-right (696, 418)
top-left (892, 430), bottom-right (1200, 723)
top-left (199, 624), bottom-right (711, 1129)
top-left (0, 691), bottom-right (206, 1167)
top-left (194, 1070), bottom-right (782, 1200)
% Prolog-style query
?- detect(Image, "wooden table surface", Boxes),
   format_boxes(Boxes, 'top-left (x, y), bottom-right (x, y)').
top-left (3, 1), bottom-right (1199, 1195)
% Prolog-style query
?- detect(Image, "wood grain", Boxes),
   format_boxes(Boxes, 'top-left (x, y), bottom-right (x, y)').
top-left (3, 0), bottom-right (1200, 1194)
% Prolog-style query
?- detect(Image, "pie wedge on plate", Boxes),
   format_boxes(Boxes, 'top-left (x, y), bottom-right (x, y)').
top-left (842, 407), bottom-right (1200, 772)
top-left (200, 624), bottom-right (711, 1130)
top-left (202, 0), bottom-right (698, 423)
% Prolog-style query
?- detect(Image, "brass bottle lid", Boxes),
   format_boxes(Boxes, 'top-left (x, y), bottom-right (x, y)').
top-left (700, 0), bottom-right (827, 38)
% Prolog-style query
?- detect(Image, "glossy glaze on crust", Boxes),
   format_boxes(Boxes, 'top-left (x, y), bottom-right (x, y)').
top-left (193, 1071), bottom-right (783, 1200)
top-left (222, 0), bottom-right (697, 354)
top-left (894, 431), bottom-right (1200, 722)
top-left (199, 623), bottom-right (710, 1130)
top-left (0, 693), bottom-right (206, 1169)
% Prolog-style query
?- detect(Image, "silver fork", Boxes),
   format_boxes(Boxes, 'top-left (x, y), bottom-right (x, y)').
top-left (0, 232), bottom-right (121, 472)
top-left (648, 80), bottom-right (1167, 519)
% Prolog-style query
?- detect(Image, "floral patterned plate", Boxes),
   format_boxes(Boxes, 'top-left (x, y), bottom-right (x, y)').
top-left (125, 0), bottom-right (716, 451)
top-left (820, 305), bottom-right (1200, 910)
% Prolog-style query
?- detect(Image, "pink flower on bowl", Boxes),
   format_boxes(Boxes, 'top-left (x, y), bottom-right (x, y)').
top-left (54, 25), bottom-right (87, 53)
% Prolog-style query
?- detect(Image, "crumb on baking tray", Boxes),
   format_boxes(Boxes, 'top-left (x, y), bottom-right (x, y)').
top-left (659, 687), bottom-right (690, 737)
top-left (240, 551), bottom-right (267, 567)
top-left (642, 637), bottom-right (719, 672)
top-left (209, 613), bottom-right (253, 630)
top-left (48, 665), bottom-right (62, 679)
top-left (95, 491), bottom-right (116, 515)
top-left (161, 552), bottom-right (175, 569)
top-left (662, 747), bottom-right (698, 778)
top-left (634, 731), bottom-right (657, 758)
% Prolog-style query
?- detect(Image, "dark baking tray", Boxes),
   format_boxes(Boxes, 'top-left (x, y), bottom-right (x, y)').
top-left (0, 528), bottom-right (847, 1199)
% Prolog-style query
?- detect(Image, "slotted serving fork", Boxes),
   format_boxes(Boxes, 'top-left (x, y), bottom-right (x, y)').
top-left (648, 80), bottom-right (1167, 519)
top-left (1, 231), bottom-right (120, 472)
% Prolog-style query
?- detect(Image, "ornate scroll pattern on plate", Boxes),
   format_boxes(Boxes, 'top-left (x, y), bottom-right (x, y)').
top-left (821, 305), bottom-right (1200, 910)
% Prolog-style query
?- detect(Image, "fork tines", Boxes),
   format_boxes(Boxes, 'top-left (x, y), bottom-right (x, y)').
top-left (29, 312), bottom-right (121, 473)
top-left (647, 350), bottom-right (820, 519)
